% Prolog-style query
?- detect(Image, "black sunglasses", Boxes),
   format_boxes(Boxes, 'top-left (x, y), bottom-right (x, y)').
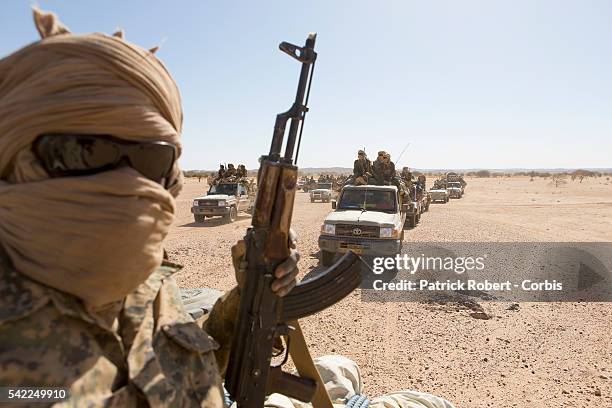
top-left (33, 134), bottom-right (177, 188)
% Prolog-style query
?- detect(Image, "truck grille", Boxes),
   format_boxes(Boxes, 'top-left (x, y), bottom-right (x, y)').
top-left (335, 224), bottom-right (379, 238)
top-left (339, 240), bottom-right (371, 250)
top-left (198, 200), bottom-right (218, 206)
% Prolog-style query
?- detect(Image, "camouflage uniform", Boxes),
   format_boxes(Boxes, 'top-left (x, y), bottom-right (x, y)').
top-left (236, 165), bottom-right (247, 179)
top-left (353, 150), bottom-right (372, 185)
top-left (225, 164), bottom-right (237, 178)
top-left (0, 248), bottom-right (238, 407)
top-left (372, 153), bottom-right (396, 186)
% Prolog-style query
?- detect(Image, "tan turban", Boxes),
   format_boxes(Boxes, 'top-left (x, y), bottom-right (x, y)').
top-left (0, 9), bottom-right (183, 307)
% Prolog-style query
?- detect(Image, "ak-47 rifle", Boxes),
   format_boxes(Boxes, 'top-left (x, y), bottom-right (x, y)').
top-left (225, 34), bottom-right (362, 407)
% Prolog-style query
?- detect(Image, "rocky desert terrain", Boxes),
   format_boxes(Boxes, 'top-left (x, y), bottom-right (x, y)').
top-left (165, 176), bottom-right (611, 408)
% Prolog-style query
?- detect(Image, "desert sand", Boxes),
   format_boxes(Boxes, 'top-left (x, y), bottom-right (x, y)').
top-left (165, 176), bottom-right (611, 407)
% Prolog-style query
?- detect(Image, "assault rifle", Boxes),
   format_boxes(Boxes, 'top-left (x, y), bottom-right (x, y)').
top-left (225, 34), bottom-right (362, 407)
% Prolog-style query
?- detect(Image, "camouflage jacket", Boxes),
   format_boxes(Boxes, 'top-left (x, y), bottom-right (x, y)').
top-left (372, 159), bottom-right (396, 185)
top-left (0, 249), bottom-right (238, 407)
top-left (353, 158), bottom-right (372, 177)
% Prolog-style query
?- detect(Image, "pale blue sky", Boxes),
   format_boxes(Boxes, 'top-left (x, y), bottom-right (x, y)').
top-left (2, 1), bottom-right (611, 169)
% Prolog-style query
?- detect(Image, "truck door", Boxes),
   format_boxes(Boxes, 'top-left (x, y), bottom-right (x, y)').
top-left (237, 184), bottom-right (247, 211)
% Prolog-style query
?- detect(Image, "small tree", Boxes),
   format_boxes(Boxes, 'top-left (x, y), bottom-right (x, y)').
top-left (551, 174), bottom-right (568, 188)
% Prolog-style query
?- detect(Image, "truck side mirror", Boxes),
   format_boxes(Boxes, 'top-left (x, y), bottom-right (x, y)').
top-left (331, 200), bottom-right (336, 209)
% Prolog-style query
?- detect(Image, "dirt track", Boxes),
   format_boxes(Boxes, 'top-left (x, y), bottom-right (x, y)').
top-left (166, 176), bottom-right (611, 407)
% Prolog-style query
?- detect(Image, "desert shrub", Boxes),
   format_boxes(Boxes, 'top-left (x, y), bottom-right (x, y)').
top-left (475, 170), bottom-right (491, 178)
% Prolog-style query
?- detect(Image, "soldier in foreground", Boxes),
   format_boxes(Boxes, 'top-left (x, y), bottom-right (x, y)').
top-left (0, 10), bottom-right (455, 408)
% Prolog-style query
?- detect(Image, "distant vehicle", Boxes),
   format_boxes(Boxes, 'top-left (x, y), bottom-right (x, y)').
top-left (296, 178), bottom-right (307, 191)
top-left (191, 182), bottom-right (254, 223)
top-left (318, 185), bottom-right (407, 266)
top-left (310, 182), bottom-right (334, 203)
top-left (447, 181), bottom-right (463, 199)
top-left (446, 172), bottom-right (467, 193)
top-left (302, 179), bottom-right (317, 193)
top-left (429, 188), bottom-right (449, 203)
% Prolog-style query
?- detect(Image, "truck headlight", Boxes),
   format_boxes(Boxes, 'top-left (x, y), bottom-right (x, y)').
top-left (379, 227), bottom-right (393, 238)
top-left (321, 223), bottom-right (336, 235)
top-left (380, 227), bottom-right (400, 238)
top-left (193, 200), bottom-right (199, 206)
top-left (218, 200), bottom-right (226, 206)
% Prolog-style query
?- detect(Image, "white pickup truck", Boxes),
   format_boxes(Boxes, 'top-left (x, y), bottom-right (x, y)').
top-left (318, 185), bottom-right (407, 266)
top-left (191, 182), bottom-right (254, 223)
top-left (446, 181), bottom-right (463, 199)
top-left (309, 182), bottom-right (334, 203)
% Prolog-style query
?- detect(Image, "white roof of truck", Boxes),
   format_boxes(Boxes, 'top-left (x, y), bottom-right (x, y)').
top-left (342, 185), bottom-right (398, 192)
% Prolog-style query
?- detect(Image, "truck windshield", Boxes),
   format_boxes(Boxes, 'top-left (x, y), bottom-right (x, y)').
top-left (338, 189), bottom-right (396, 213)
top-left (317, 183), bottom-right (332, 189)
top-left (449, 182), bottom-right (461, 188)
top-left (208, 184), bottom-right (237, 195)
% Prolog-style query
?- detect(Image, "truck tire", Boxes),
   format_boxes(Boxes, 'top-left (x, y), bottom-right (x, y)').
top-left (223, 206), bottom-right (237, 223)
top-left (321, 250), bottom-right (335, 266)
top-left (194, 214), bottom-right (206, 223)
top-left (406, 215), bottom-right (416, 228)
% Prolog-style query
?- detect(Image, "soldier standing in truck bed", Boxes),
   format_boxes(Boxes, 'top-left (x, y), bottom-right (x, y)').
top-left (236, 164), bottom-right (247, 179)
top-left (225, 163), bottom-right (237, 178)
top-left (372, 151), bottom-right (396, 185)
top-left (353, 149), bottom-right (372, 185)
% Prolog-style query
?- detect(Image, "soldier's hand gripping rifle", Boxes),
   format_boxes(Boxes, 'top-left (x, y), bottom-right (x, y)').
top-left (225, 34), bottom-right (362, 407)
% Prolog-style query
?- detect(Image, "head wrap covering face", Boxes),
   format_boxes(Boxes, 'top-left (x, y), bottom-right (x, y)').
top-left (0, 9), bottom-right (183, 307)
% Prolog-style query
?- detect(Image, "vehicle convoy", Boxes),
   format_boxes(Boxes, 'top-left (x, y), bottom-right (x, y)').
top-left (310, 182), bottom-right (334, 203)
top-left (318, 185), bottom-right (407, 266)
top-left (447, 181), bottom-right (463, 199)
top-left (191, 182), bottom-right (254, 223)
top-left (429, 187), bottom-right (449, 203)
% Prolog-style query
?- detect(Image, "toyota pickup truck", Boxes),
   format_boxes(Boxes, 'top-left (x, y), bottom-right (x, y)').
top-left (310, 182), bottom-right (334, 203)
top-left (191, 182), bottom-right (254, 223)
top-left (447, 181), bottom-right (463, 199)
top-left (318, 185), bottom-right (407, 266)
top-left (429, 188), bottom-right (449, 203)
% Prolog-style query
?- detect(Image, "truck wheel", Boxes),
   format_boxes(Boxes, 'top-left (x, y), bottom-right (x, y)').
top-left (321, 250), bottom-right (335, 266)
top-left (224, 206), bottom-right (237, 223)
top-left (194, 214), bottom-right (206, 223)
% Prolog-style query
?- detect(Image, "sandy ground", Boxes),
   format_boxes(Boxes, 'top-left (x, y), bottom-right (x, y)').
top-left (165, 176), bottom-right (611, 407)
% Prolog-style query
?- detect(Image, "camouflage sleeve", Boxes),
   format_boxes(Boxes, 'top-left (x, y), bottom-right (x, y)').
top-left (197, 286), bottom-right (240, 376)
top-left (353, 160), bottom-right (361, 176)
